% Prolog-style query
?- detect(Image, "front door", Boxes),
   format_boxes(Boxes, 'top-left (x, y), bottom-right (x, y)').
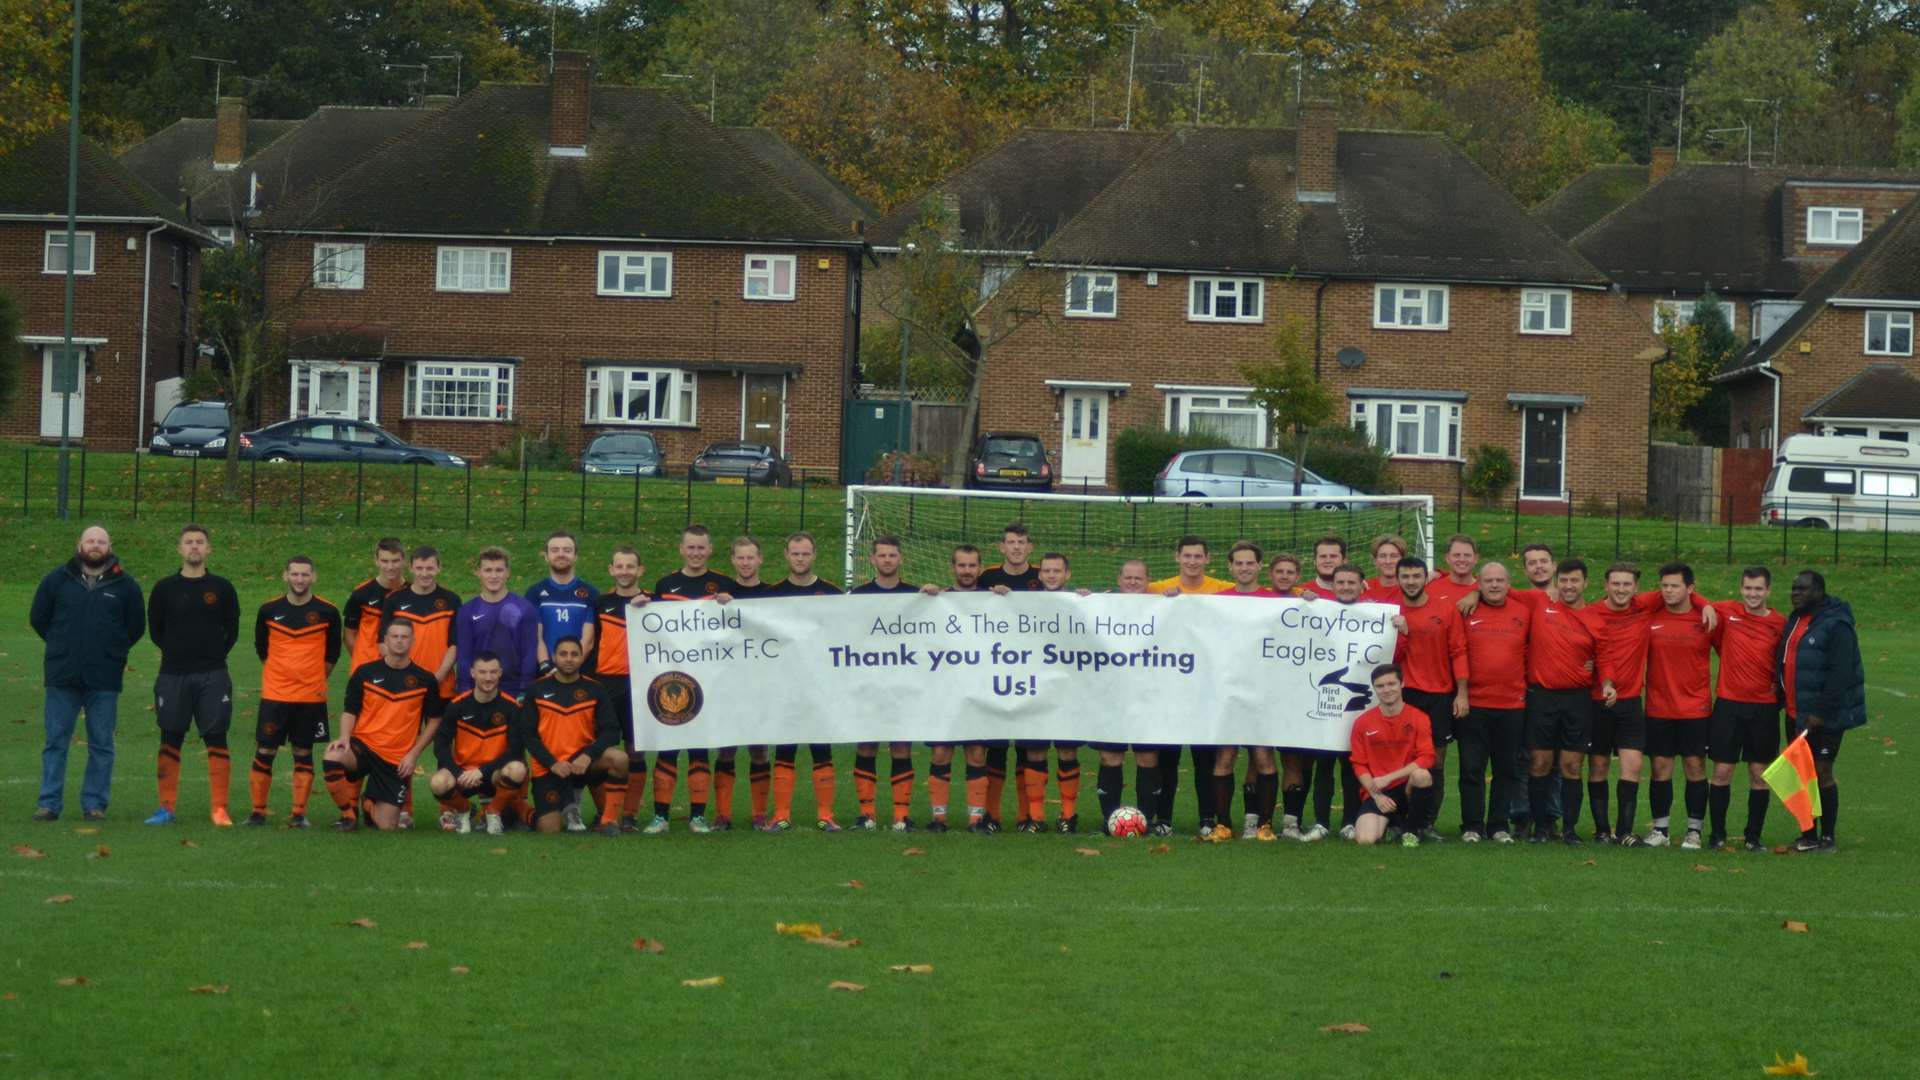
top-left (1522, 407), bottom-right (1565, 498)
top-left (743, 374), bottom-right (785, 453)
top-left (292, 361), bottom-right (377, 421)
top-left (1060, 390), bottom-right (1108, 484)
top-left (40, 347), bottom-right (85, 439)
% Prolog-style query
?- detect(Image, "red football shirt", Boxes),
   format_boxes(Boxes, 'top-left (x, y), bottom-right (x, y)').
top-left (1215, 587), bottom-right (1281, 598)
top-left (1580, 591), bottom-right (1664, 701)
top-left (1363, 576), bottom-right (1400, 604)
top-left (1710, 601), bottom-right (1785, 705)
top-left (1348, 703), bottom-right (1435, 788)
top-left (1510, 589), bottom-right (1596, 691)
top-left (1394, 597), bottom-right (1469, 694)
top-left (1425, 575), bottom-right (1479, 611)
top-left (1644, 604), bottom-right (1713, 719)
top-left (1780, 615), bottom-right (1813, 719)
top-left (1463, 598), bottom-right (1531, 709)
top-left (1301, 579), bottom-right (1338, 599)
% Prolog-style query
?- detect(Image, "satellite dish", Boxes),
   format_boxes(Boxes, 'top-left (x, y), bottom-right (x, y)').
top-left (1336, 346), bottom-right (1366, 370)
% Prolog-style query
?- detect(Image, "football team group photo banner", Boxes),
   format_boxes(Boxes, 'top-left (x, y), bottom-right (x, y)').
top-left (625, 593), bottom-right (1399, 752)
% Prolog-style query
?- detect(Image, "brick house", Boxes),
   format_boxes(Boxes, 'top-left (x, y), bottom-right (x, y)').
top-left (977, 106), bottom-right (1659, 504)
top-left (2, 131), bottom-right (214, 449)
top-left (248, 52), bottom-right (866, 473)
top-left (1718, 202), bottom-right (1920, 448)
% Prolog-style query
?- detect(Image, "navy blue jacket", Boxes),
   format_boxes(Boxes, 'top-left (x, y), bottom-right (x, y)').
top-left (30, 557), bottom-right (146, 692)
top-left (1776, 597), bottom-right (1867, 731)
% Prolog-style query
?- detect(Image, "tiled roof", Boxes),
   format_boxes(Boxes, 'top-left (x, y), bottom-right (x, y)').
top-left (1033, 127), bottom-right (1606, 285)
top-left (1802, 364), bottom-right (1920, 421)
top-left (189, 106), bottom-right (436, 225)
top-left (255, 84), bottom-right (857, 245)
top-left (0, 130), bottom-right (207, 239)
top-left (1531, 164), bottom-right (1648, 240)
top-left (725, 128), bottom-right (871, 236)
top-left (119, 118), bottom-right (302, 208)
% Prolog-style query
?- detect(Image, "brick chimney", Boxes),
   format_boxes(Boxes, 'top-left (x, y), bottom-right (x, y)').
top-left (213, 97), bottom-right (247, 170)
top-left (1295, 99), bottom-right (1338, 203)
top-left (549, 51), bottom-right (592, 156)
top-left (1649, 146), bottom-right (1676, 184)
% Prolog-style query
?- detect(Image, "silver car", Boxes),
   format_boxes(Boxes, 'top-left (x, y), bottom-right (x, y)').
top-left (1154, 448), bottom-right (1361, 506)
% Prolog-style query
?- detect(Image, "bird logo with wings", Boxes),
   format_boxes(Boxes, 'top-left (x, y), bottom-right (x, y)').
top-left (647, 671), bottom-right (704, 727)
top-left (1309, 665), bottom-right (1373, 722)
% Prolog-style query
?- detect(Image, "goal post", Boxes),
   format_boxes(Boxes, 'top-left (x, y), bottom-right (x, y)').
top-left (844, 486), bottom-right (1435, 590)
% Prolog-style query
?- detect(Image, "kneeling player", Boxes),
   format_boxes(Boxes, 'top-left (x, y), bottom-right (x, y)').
top-left (520, 637), bottom-right (628, 836)
top-left (323, 619), bottom-right (444, 831)
top-left (429, 652), bottom-right (529, 835)
top-left (1349, 664), bottom-right (1437, 847)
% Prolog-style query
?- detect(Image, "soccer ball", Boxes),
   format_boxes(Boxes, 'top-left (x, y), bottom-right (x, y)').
top-left (1106, 806), bottom-right (1148, 838)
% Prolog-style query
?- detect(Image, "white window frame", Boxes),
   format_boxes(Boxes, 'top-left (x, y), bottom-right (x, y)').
top-left (598, 251), bottom-right (672, 297)
top-left (403, 361), bottom-right (514, 421)
top-left (1187, 277), bottom-right (1263, 323)
top-left (1865, 310), bottom-right (1914, 356)
top-left (1519, 288), bottom-right (1571, 335)
top-left (1064, 271), bottom-right (1118, 318)
top-left (43, 230), bottom-right (95, 275)
top-left (436, 246), bottom-right (512, 293)
top-left (1861, 470), bottom-right (1919, 499)
top-left (1808, 206), bottom-right (1863, 246)
top-left (1162, 387), bottom-right (1266, 446)
top-left (1350, 397), bottom-right (1463, 461)
top-left (209, 226), bottom-right (235, 247)
top-left (742, 254), bottom-right (796, 301)
top-left (288, 359), bottom-right (380, 423)
top-left (584, 365), bottom-right (698, 427)
top-left (312, 242), bottom-right (365, 290)
top-left (1653, 299), bottom-right (1738, 333)
top-left (1373, 283), bottom-right (1449, 330)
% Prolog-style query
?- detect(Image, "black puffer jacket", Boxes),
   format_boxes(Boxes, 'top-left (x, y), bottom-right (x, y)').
top-left (29, 557), bottom-right (146, 691)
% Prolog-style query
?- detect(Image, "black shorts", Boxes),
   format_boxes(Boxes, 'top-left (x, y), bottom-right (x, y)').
top-left (601, 676), bottom-right (634, 748)
top-left (154, 670), bottom-right (233, 740)
top-left (257, 699), bottom-right (329, 749)
top-left (1404, 689), bottom-right (1455, 745)
top-left (1790, 721), bottom-right (1845, 763)
top-left (1646, 717), bottom-right (1709, 759)
top-left (531, 773), bottom-right (584, 814)
top-left (1526, 686), bottom-right (1592, 753)
top-left (346, 739), bottom-right (408, 806)
top-left (1357, 790), bottom-right (1409, 829)
top-left (443, 758), bottom-right (512, 792)
top-left (1710, 699), bottom-right (1780, 764)
top-left (1589, 696), bottom-right (1647, 755)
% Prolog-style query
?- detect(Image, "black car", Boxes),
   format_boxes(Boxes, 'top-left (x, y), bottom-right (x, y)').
top-left (581, 432), bottom-right (665, 477)
top-left (149, 401), bottom-right (232, 458)
top-left (687, 441), bottom-right (788, 486)
top-left (237, 418), bottom-right (466, 467)
top-left (966, 432), bottom-right (1053, 491)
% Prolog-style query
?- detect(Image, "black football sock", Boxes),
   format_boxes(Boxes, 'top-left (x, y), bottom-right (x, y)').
top-left (1707, 782), bottom-right (1731, 837)
top-left (1615, 779), bottom-right (1640, 836)
top-left (1526, 775), bottom-right (1551, 829)
top-left (1587, 780), bottom-right (1610, 833)
top-left (1191, 747), bottom-right (1213, 822)
top-left (1241, 776), bottom-right (1257, 820)
top-left (1429, 764), bottom-right (1446, 824)
top-left (1312, 755), bottom-right (1336, 828)
top-left (1408, 784), bottom-right (1437, 831)
top-left (1559, 776), bottom-right (1583, 833)
top-left (1281, 783), bottom-right (1306, 823)
top-left (1255, 772), bottom-right (1279, 826)
top-left (1096, 764), bottom-right (1123, 821)
top-left (1138, 762), bottom-right (1166, 825)
top-left (1744, 788), bottom-right (1770, 842)
top-left (1818, 783), bottom-right (1838, 840)
top-left (1340, 758), bottom-right (1362, 828)
top-left (1684, 778), bottom-right (1708, 828)
top-left (1648, 778), bottom-right (1673, 829)
top-left (1157, 756), bottom-right (1180, 825)
top-left (1211, 772), bottom-right (1234, 825)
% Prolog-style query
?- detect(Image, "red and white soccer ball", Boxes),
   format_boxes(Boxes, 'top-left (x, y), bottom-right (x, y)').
top-left (1106, 805), bottom-right (1148, 838)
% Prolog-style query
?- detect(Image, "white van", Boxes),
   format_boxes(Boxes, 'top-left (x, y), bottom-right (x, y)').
top-left (1761, 434), bottom-right (1920, 530)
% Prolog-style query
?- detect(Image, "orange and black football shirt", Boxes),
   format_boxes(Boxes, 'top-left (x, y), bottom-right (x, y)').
top-left (590, 590), bottom-right (649, 677)
top-left (652, 570), bottom-right (735, 601)
top-left (380, 586), bottom-right (462, 697)
top-left (344, 576), bottom-right (406, 670)
top-left (434, 689), bottom-right (521, 772)
top-left (517, 674), bottom-right (618, 777)
top-left (255, 595), bottom-right (342, 704)
top-left (342, 659), bottom-right (443, 765)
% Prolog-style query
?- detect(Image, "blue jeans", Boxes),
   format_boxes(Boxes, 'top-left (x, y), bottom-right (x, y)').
top-left (40, 686), bottom-right (119, 816)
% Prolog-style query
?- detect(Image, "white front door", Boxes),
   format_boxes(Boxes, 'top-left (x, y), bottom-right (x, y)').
top-left (1060, 390), bottom-right (1108, 484)
top-left (291, 361), bottom-right (378, 421)
top-left (40, 347), bottom-right (85, 439)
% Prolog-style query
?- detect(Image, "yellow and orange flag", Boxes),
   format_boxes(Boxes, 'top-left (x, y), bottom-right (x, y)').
top-left (1762, 733), bottom-right (1823, 832)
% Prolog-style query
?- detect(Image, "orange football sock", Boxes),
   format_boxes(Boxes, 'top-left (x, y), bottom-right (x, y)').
top-left (291, 756), bottom-right (315, 815)
top-left (966, 769), bottom-right (989, 821)
top-left (811, 761), bottom-right (836, 822)
top-left (652, 756), bottom-right (679, 816)
top-left (323, 763), bottom-right (359, 816)
top-left (854, 754), bottom-right (878, 818)
top-left (622, 756), bottom-right (647, 816)
top-left (1057, 761), bottom-right (1081, 819)
top-left (750, 762), bottom-right (772, 819)
top-left (489, 778), bottom-right (523, 814)
top-left (985, 769), bottom-right (1007, 822)
top-left (157, 743), bottom-right (182, 811)
top-left (687, 756), bottom-right (711, 815)
top-left (928, 763), bottom-right (951, 821)
top-left (713, 760), bottom-right (737, 820)
top-left (249, 752), bottom-right (275, 816)
top-left (596, 780), bottom-right (624, 825)
top-left (1022, 762), bottom-right (1046, 822)
top-left (890, 758), bottom-right (915, 823)
top-left (772, 761), bottom-right (797, 821)
top-left (206, 746), bottom-right (231, 815)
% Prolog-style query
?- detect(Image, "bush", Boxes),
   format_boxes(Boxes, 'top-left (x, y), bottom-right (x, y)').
top-left (866, 451), bottom-right (946, 487)
top-left (1463, 444), bottom-right (1515, 505)
top-left (1300, 425), bottom-right (1394, 493)
top-left (1112, 426), bottom-right (1230, 495)
top-left (487, 430), bottom-right (572, 471)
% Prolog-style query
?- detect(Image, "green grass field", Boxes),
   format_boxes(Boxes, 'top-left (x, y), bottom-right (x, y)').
top-left (0, 499), bottom-right (1912, 1078)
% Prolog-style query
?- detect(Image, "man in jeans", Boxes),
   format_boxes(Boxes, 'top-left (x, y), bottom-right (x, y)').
top-left (29, 526), bottom-right (146, 820)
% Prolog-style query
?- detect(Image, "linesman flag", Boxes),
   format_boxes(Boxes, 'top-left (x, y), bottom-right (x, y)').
top-left (1762, 733), bottom-right (1823, 832)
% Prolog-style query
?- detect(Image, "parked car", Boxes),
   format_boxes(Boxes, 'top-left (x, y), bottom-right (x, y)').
top-left (966, 432), bottom-right (1054, 491)
top-left (149, 400), bottom-right (232, 458)
top-left (237, 418), bottom-right (466, 467)
top-left (581, 432), bottom-right (665, 477)
top-left (1154, 448), bottom-right (1361, 506)
top-left (687, 441), bottom-right (787, 486)
top-left (1761, 434), bottom-right (1919, 530)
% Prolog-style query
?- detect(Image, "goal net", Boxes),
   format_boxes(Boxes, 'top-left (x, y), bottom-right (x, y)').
top-left (843, 486), bottom-right (1435, 590)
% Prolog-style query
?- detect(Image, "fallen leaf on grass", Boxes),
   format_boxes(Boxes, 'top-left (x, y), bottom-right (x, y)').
top-left (404, 941), bottom-right (429, 951)
top-left (1320, 1023), bottom-right (1370, 1034)
top-left (345, 917), bottom-right (378, 930)
top-left (1782, 920), bottom-right (1810, 934)
top-left (73, 827), bottom-right (98, 836)
top-left (827, 981), bottom-right (867, 992)
top-left (1074, 847), bottom-right (1101, 857)
top-left (888, 964), bottom-right (934, 974)
top-left (840, 880), bottom-right (865, 889)
top-left (775, 922), bottom-right (824, 939)
top-left (11, 844), bottom-right (46, 859)
top-left (632, 938), bottom-right (665, 954)
top-left (2, 992), bottom-right (15, 1000)
top-left (1762, 1050), bottom-right (1817, 1076)
top-left (179, 839), bottom-right (199, 848)
top-left (1373, 865), bottom-right (1387, 871)
top-left (84, 845), bottom-right (110, 860)
top-left (1772, 845), bottom-right (1793, 855)
top-left (901, 847), bottom-right (926, 857)
top-left (54, 977), bottom-right (89, 988)
top-left (1649, 940), bottom-right (1665, 945)
top-left (808, 933), bottom-right (861, 950)
top-left (449, 966), bottom-right (470, 976)
top-left (44, 894), bottom-right (74, 905)
top-left (188, 984), bottom-right (229, 995)
top-left (1580, 859), bottom-right (1596, 866)
top-left (1692, 864), bottom-right (1715, 873)
top-left (1149, 843), bottom-right (1171, 855)
top-left (489, 847), bottom-right (509, 856)
top-left (681, 976), bottom-right (725, 988)
top-left (1727, 867), bottom-right (1748, 874)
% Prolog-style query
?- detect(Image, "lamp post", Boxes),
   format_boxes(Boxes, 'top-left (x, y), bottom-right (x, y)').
top-left (57, 0), bottom-right (83, 520)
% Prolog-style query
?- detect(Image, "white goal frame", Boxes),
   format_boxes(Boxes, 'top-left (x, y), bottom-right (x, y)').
top-left (843, 486), bottom-right (1435, 590)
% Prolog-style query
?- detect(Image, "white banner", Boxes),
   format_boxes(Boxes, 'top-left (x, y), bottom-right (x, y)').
top-left (625, 593), bottom-right (1399, 752)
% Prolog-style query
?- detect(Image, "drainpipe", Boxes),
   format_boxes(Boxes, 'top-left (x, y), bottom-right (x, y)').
top-left (1757, 363), bottom-right (1782, 450)
top-left (137, 223), bottom-right (165, 451)
top-left (1311, 277), bottom-right (1330, 379)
